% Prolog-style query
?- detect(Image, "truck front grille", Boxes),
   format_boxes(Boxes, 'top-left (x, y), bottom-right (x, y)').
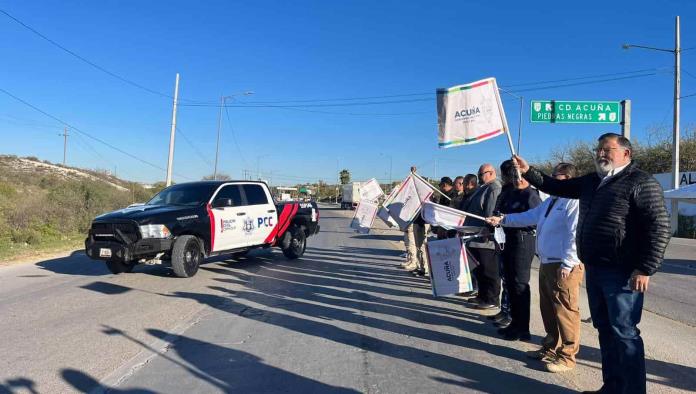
top-left (91, 221), bottom-right (140, 244)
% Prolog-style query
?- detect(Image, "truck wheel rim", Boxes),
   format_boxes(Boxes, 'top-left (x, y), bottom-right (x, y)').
top-left (185, 241), bottom-right (200, 269)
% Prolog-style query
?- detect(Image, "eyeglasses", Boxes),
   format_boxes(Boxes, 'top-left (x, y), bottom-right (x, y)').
top-left (478, 170), bottom-right (492, 177)
top-left (595, 147), bottom-right (621, 155)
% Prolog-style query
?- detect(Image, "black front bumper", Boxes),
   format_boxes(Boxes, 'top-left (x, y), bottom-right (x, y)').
top-left (85, 238), bottom-right (173, 263)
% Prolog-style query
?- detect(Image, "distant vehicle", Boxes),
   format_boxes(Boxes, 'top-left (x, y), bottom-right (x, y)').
top-left (85, 181), bottom-right (320, 277)
top-left (341, 182), bottom-right (361, 210)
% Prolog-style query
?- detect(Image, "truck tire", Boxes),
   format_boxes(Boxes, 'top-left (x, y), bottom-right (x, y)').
top-left (171, 235), bottom-right (202, 278)
top-left (106, 260), bottom-right (134, 274)
top-left (282, 225), bottom-right (306, 259)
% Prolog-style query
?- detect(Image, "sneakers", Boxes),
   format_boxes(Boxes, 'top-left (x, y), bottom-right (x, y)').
top-left (525, 348), bottom-right (556, 361)
top-left (493, 316), bottom-right (512, 328)
top-left (486, 311), bottom-right (507, 322)
top-left (544, 359), bottom-right (574, 373)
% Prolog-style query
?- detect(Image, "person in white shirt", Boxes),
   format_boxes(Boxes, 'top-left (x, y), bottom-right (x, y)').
top-left (486, 162), bottom-right (583, 373)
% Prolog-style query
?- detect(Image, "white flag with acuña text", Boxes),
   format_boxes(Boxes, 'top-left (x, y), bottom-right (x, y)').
top-left (359, 178), bottom-right (384, 201)
top-left (350, 200), bottom-right (379, 234)
top-left (426, 237), bottom-right (474, 297)
top-left (421, 201), bottom-right (468, 230)
top-left (437, 77), bottom-right (509, 149)
top-left (384, 174), bottom-right (436, 231)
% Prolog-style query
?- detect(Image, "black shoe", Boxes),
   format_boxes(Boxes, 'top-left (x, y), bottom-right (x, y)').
top-left (458, 290), bottom-right (478, 297)
top-left (475, 303), bottom-right (498, 310)
top-left (487, 311), bottom-right (507, 322)
top-left (410, 269), bottom-right (425, 277)
top-left (493, 316), bottom-right (512, 328)
top-left (499, 328), bottom-right (531, 341)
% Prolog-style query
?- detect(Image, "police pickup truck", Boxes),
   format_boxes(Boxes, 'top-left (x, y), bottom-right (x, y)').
top-left (84, 181), bottom-right (320, 277)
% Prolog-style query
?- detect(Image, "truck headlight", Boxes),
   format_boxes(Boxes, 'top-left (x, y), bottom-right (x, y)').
top-left (139, 224), bottom-right (171, 239)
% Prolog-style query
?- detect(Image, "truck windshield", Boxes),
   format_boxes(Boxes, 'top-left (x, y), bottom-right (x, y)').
top-left (147, 184), bottom-right (216, 206)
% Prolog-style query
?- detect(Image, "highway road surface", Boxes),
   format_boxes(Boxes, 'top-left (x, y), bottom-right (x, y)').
top-left (1, 204), bottom-right (695, 393)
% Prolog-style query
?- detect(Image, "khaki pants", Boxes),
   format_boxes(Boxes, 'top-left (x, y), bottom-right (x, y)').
top-left (539, 262), bottom-right (584, 366)
top-left (412, 222), bottom-right (429, 274)
top-left (404, 224), bottom-right (416, 268)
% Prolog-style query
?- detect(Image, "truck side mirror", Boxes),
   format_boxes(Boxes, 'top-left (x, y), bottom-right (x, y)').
top-left (213, 198), bottom-right (233, 208)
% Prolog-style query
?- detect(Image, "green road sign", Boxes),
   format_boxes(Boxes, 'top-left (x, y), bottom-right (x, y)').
top-left (530, 100), bottom-right (622, 124)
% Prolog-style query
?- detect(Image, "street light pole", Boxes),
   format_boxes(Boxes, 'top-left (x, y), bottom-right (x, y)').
top-left (673, 16), bottom-right (682, 234)
top-left (623, 16), bottom-right (682, 234)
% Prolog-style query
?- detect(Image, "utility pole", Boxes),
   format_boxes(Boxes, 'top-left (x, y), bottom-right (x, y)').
top-left (165, 73), bottom-right (180, 187)
top-left (59, 127), bottom-right (68, 165)
top-left (623, 16), bottom-right (682, 234)
top-left (672, 16), bottom-right (681, 234)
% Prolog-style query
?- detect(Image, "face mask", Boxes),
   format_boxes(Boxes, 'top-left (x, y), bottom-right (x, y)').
top-left (494, 226), bottom-right (506, 247)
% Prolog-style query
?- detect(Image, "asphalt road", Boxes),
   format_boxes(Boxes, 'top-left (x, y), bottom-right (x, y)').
top-left (1, 204), bottom-right (695, 393)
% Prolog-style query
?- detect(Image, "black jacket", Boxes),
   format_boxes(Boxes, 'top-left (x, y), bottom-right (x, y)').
top-left (524, 162), bottom-right (670, 275)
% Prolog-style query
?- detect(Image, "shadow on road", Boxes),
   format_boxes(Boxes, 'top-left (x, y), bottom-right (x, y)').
top-left (61, 326), bottom-right (359, 393)
top-left (0, 378), bottom-right (38, 394)
top-left (45, 230), bottom-right (695, 393)
top-left (352, 234), bottom-right (404, 242)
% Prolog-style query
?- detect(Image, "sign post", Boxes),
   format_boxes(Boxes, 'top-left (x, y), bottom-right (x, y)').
top-left (621, 99), bottom-right (631, 139)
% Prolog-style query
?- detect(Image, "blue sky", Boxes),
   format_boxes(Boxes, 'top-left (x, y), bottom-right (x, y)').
top-left (1, 0), bottom-right (694, 185)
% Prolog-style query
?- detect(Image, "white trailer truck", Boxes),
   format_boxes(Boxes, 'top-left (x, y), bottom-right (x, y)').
top-left (340, 182), bottom-right (361, 210)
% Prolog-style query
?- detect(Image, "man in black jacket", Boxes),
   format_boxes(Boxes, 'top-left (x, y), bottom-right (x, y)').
top-left (513, 133), bottom-right (670, 394)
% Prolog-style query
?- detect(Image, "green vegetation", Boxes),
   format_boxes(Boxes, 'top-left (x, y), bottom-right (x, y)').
top-left (0, 156), bottom-right (162, 262)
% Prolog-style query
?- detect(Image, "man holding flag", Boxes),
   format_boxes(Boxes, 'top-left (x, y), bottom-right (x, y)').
top-left (460, 164), bottom-right (502, 309)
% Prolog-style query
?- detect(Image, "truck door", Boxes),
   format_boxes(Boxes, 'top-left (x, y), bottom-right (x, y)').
top-left (240, 183), bottom-right (277, 246)
top-left (208, 184), bottom-right (246, 252)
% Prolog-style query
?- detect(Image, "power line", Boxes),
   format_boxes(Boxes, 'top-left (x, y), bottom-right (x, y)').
top-left (503, 67), bottom-right (669, 88)
top-left (683, 69), bottom-right (696, 80)
top-left (175, 69), bottom-right (665, 112)
top-left (179, 97), bottom-right (434, 108)
top-left (0, 8), bottom-right (177, 100)
top-left (0, 86), bottom-right (193, 180)
top-left (224, 106), bottom-right (250, 167)
top-left (225, 67), bottom-right (669, 105)
top-left (507, 72), bottom-right (662, 93)
top-left (176, 126), bottom-right (214, 167)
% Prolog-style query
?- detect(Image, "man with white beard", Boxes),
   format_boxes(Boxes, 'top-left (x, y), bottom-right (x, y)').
top-left (512, 133), bottom-right (671, 394)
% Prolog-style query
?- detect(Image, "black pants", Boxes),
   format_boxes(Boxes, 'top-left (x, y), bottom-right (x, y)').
top-left (501, 231), bottom-right (536, 333)
top-left (470, 247), bottom-right (500, 306)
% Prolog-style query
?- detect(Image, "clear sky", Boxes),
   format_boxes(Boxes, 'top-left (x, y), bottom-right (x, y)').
top-left (1, 0), bottom-right (695, 185)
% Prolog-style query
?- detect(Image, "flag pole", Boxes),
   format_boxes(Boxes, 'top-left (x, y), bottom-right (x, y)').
top-left (496, 84), bottom-right (522, 179)
top-left (412, 171), bottom-right (451, 200)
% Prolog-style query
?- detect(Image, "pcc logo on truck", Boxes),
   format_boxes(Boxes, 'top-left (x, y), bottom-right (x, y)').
top-left (257, 217), bottom-right (274, 227)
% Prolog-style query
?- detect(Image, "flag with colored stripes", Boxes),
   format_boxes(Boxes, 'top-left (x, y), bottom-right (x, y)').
top-left (437, 77), bottom-right (509, 149)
